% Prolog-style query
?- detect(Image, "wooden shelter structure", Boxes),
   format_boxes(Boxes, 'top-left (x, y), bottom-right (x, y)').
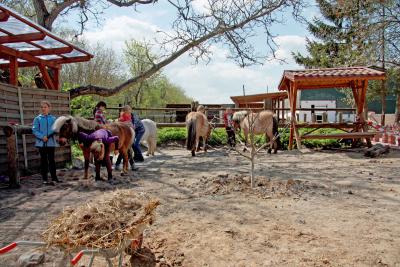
top-left (0, 4), bottom-right (92, 187)
top-left (278, 66), bottom-right (386, 150)
top-left (230, 92), bottom-right (288, 120)
top-left (0, 4), bottom-right (93, 89)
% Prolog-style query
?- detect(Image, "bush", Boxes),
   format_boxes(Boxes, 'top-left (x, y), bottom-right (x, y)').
top-left (157, 127), bottom-right (344, 149)
top-left (157, 128), bottom-right (186, 145)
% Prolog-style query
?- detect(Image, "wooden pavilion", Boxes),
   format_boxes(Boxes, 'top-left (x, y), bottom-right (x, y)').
top-left (0, 4), bottom-right (93, 187)
top-left (230, 91), bottom-right (288, 120)
top-left (0, 4), bottom-right (93, 89)
top-left (278, 66), bottom-right (386, 149)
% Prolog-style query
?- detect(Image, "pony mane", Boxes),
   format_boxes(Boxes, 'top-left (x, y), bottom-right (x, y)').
top-left (53, 115), bottom-right (76, 133)
top-left (53, 115), bottom-right (98, 133)
top-left (232, 110), bottom-right (248, 122)
top-left (73, 116), bottom-right (98, 131)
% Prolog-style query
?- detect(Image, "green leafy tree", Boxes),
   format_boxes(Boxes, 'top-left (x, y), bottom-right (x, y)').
top-left (122, 40), bottom-right (191, 108)
top-left (293, 0), bottom-right (385, 113)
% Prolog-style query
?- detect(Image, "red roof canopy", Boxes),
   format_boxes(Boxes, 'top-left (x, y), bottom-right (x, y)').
top-left (0, 4), bottom-right (93, 69)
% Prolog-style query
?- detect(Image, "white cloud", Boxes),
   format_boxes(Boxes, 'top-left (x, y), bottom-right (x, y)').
top-left (82, 15), bottom-right (308, 104)
top-left (83, 16), bottom-right (160, 54)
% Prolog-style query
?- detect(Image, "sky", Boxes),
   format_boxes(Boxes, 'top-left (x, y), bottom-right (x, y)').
top-left (64, 1), bottom-right (320, 104)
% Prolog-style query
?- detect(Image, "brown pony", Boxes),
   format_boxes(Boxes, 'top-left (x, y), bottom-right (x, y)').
top-left (186, 111), bottom-right (211, 156)
top-left (232, 110), bottom-right (280, 154)
top-left (52, 116), bottom-right (135, 179)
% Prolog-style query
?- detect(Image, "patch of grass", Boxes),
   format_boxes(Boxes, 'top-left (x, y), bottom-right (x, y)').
top-left (71, 143), bottom-right (83, 159)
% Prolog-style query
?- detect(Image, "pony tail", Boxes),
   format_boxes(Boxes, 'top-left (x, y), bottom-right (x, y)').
top-left (186, 118), bottom-right (196, 150)
top-left (273, 116), bottom-right (281, 149)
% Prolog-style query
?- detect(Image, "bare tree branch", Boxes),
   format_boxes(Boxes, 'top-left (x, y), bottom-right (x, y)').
top-left (69, 0), bottom-right (302, 98)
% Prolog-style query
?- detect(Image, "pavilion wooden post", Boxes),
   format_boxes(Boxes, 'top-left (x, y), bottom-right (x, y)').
top-left (50, 66), bottom-right (60, 90)
top-left (39, 65), bottom-right (56, 90)
top-left (351, 80), bottom-right (372, 147)
top-left (9, 56), bottom-right (18, 86)
top-left (288, 82), bottom-right (301, 150)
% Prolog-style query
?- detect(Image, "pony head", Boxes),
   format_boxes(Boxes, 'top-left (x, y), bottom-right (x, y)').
top-left (53, 115), bottom-right (77, 146)
top-left (90, 140), bottom-right (105, 161)
top-left (232, 110), bottom-right (248, 128)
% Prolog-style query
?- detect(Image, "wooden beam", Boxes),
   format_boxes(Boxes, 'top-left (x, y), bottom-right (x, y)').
top-left (26, 46), bottom-right (73, 56)
top-left (50, 66), bottom-right (60, 90)
top-left (0, 32), bottom-right (45, 44)
top-left (288, 85), bottom-right (294, 150)
top-left (301, 132), bottom-right (378, 140)
top-left (9, 56), bottom-right (17, 86)
top-left (50, 55), bottom-right (94, 65)
top-left (0, 11), bottom-right (10, 22)
top-left (39, 65), bottom-right (55, 90)
top-left (0, 44), bottom-right (58, 68)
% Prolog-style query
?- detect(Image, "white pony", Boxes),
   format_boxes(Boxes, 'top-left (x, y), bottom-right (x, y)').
top-left (140, 119), bottom-right (157, 156)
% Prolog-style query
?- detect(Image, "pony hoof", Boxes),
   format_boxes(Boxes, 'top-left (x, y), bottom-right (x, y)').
top-left (191, 151), bottom-right (195, 157)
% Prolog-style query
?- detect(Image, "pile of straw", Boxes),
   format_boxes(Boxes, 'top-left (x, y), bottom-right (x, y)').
top-left (42, 190), bottom-right (159, 251)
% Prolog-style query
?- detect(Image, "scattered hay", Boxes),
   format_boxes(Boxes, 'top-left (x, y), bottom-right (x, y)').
top-left (190, 175), bottom-right (327, 199)
top-left (42, 190), bottom-right (159, 251)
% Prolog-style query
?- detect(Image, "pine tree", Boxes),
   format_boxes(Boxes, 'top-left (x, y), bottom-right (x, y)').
top-left (293, 0), bottom-right (378, 68)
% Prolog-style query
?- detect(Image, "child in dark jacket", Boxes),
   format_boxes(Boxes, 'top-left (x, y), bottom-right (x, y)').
top-left (93, 101), bottom-right (107, 125)
top-left (223, 108), bottom-right (236, 147)
top-left (32, 101), bottom-right (60, 185)
top-left (131, 112), bottom-right (145, 162)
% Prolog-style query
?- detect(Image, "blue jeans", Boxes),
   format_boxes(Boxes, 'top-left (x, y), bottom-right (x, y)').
top-left (133, 129), bottom-right (145, 160)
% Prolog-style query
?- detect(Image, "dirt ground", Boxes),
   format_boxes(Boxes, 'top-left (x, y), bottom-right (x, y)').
top-left (0, 145), bottom-right (400, 267)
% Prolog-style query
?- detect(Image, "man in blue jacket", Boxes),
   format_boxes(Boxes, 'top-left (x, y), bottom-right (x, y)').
top-left (132, 112), bottom-right (145, 162)
top-left (32, 101), bottom-right (60, 185)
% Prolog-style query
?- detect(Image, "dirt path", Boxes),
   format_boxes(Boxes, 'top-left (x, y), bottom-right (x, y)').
top-left (1, 146), bottom-right (399, 266)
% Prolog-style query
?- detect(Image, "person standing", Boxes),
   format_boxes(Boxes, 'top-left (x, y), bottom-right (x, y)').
top-left (32, 101), bottom-right (60, 185)
top-left (131, 111), bottom-right (145, 162)
top-left (223, 108), bottom-right (236, 147)
top-left (115, 105), bottom-right (137, 170)
top-left (93, 101), bottom-right (107, 125)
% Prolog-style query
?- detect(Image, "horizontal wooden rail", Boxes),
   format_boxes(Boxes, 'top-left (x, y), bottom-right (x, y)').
top-left (300, 132), bottom-right (378, 140)
top-left (296, 123), bottom-right (358, 129)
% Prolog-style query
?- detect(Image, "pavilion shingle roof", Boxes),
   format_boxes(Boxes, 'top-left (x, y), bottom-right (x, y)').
top-left (279, 66), bottom-right (386, 91)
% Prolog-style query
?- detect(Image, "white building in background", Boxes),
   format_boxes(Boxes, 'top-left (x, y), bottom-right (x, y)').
top-left (299, 100), bottom-right (336, 123)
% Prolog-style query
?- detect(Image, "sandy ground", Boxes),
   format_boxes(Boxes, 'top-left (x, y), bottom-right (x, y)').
top-left (0, 145), bottom-right (400, 267)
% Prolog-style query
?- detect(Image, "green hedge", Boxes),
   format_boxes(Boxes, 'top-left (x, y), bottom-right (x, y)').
top-left (157, 127), bottom-right (344, 149)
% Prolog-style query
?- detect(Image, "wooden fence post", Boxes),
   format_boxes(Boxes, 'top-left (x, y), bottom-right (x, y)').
top-left (338, 112), bottom-right (343, 123)
top-left (3, 126), bottom-right (20, 188)
top-left (323, 112), bottom-right (328, 122)
top-left (311, 114), bottom-right (316, 123)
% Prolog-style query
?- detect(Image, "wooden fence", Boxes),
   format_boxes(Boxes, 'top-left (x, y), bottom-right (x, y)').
top-left (0, 83), bottom-right (71, 178)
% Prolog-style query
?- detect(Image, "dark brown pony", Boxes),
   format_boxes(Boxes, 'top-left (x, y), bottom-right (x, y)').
top-left (186, 111), bottom-right (211, 156)
top-left (53, 116), bottom-right (135, 179)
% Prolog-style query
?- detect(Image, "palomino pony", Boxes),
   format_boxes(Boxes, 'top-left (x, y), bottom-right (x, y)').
top-left (52, 116), bottom-right (135, 179)
top-left (232, 110), bottom-right (280, 154)
top-left (141, 119), bottom-right (157, 156)
top-left (186, 111), bottom-right (211, 156)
